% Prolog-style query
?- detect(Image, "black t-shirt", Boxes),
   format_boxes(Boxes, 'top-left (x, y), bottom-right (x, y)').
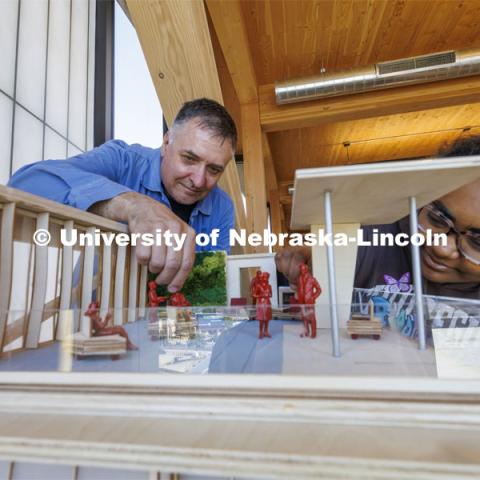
top-left (162, 183), bottom-right (196, 224)
top-left (354, 217), bottom-right (480, 300)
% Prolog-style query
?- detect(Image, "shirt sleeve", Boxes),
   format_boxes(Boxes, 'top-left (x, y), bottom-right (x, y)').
top-left (215, 197), bottom-right (235, 254)
top-left (8, 140), bottom-right (135, 211)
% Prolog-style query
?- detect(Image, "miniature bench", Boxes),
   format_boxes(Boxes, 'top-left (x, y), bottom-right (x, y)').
top-left (347, 317), bottom-right (383, 340)
top-left (347, 301), bottom-right (383, 340)
top-left (62, 332), bottom-right (127, 358)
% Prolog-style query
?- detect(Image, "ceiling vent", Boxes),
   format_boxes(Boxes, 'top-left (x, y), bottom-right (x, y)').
top-left (377, 51), bottom-right (456, 75)
top-left (275, 49), bottom-right (480, 105)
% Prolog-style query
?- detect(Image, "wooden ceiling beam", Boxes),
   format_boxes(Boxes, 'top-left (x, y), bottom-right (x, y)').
top-left (125, 0), bottom-right (247, 235)
top-left (206, 0), bottom-right (257, 104)
top-left (259, 76), bottom-right (480, 132)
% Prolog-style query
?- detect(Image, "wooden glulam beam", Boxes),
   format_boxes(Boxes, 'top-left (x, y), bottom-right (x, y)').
top-left (242, 103), bottom-right (268, 253)
top-left (262, 133), bottom-right (285, 243)
top-left (268, 189), bottom-right (282, 251)
top-left (280, 195), bottom-right (292, 206)
top-left (126, 0), bottom-right (221, 123)
top-left (126, 0), bottom-right (247, 236)
top-left (262, 134), bottom-right (278, 194)
top-left (206, 0), bottom-right (257, 104)
top-left (259, 76), bottom-right (480, 132)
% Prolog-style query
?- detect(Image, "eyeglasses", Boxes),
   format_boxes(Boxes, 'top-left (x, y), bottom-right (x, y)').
top-left (418, 203), bottom-right (480, 265)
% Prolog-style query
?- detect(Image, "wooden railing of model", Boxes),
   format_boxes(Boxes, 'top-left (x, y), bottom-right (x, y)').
top-left (0, 185), bottom-right (147, 354)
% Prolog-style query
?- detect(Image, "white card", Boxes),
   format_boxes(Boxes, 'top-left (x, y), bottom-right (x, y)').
top-left (433, 327), bottom-right (480, 379)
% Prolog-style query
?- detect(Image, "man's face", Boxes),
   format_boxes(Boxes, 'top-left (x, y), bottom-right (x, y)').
top-left (421, 179), bottom-right (480, 284)
top-left (160, 118), bottom-right (233, 205)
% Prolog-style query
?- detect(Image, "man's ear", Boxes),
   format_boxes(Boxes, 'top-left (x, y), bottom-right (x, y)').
top-left (163, 131), bottom-right (170, 146)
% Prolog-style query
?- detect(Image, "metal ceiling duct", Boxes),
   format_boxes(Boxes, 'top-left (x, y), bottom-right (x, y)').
top-left (275, 49), bottom-right (480, 105)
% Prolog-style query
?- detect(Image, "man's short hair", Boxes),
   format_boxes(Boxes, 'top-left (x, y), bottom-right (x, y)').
top-left (173, 98), bottom-right (237, 152)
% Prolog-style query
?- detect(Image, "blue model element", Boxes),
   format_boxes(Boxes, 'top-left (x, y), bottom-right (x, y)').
top-left (370, 296), bottom-right (391, 327)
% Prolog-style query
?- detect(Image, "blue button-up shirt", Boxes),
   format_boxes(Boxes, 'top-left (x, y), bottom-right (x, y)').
top-left (8, 140), bottom-right (234, 252)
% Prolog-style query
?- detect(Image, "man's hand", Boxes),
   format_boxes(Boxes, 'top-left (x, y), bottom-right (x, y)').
top-left (274, 246), bottom-right (312, 287)
top-left (90, 192), bottom-right (196, 292)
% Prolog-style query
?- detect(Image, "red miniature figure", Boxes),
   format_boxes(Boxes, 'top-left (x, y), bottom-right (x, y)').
top-left (168, 292), bottom-right (191, 307)
top-left (84, 301), bottom-right (138, 350)
top-left (148, 281), bottom-right (168, 307)
top-left (296, 263), bottom-right (322, 338)
top-left (253, 272), bottom-right (272, 339)
top-left (250, 270), bottom-right (262, 305)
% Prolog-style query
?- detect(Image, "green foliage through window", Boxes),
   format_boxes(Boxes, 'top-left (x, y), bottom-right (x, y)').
top-left (147, 251), bottom-right (227, 306)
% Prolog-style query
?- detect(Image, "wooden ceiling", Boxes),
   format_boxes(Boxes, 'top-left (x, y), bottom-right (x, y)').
top-left (206, 0), bottom-right (480, 230)
top-left (126, 0), bottom-right (480, 235)
top-left (241, 0), bottom-right (480, 85)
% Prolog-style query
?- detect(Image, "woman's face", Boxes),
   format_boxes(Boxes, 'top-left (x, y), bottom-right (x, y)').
top-left (421, 179), bottom-right (480, 284)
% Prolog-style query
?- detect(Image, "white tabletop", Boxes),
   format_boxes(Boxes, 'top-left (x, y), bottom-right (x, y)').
top-left (291, 156), bottom-right (480, 228)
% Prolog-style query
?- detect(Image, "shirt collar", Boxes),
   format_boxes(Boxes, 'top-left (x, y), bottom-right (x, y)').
top-left (141, 149), bottom-right (163, 194)
top-left (141, 149), bottom-right (213, 216)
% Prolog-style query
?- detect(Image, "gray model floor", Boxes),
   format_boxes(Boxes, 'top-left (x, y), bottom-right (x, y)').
top-left (0, 318), bottom-right (437, 376)
top-left (0, 318), bottom-right (285, 374)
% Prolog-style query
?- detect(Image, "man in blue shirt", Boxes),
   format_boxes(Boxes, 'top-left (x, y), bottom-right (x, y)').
top-left (9, 98), bottom-right (236, 293)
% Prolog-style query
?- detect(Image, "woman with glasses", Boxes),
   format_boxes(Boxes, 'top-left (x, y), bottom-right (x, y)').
top-left (275, 136), bottom-right (480, 300)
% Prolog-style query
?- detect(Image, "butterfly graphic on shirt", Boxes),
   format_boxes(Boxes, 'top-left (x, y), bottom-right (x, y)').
top-left (383, 272), bottom-right (411, 293)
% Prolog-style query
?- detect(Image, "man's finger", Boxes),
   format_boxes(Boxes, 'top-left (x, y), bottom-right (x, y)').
top-left (168, 228), bottom-right (196, 292)
top-left (153, 222), bottom-right (184, 286)
top-left (149, 242), bottom-right (167, 275)
top-left (136, 242), bottom-right (151, 266)
top-left (154, 247), bottom-right (182, 287)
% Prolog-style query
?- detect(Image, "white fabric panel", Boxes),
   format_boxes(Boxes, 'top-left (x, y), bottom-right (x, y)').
top-left (0, 93), bottom-right (13, 184)
top-left (16, 0), bottom-right (48, 118)
top-left (45, 0), bottom-right (70, 137)
top-left (67, 142), bottom-right (83, 157)
top-left (0, 0), bottom-right (19, 96)
top-left (68, 0), bottom-right (88, 149)
top-left (44, 126), bottom-right (67, 160)
top-left (12, 106), bottom-right (43, 173)
top-left (86, 0), bottom-right (96, 150)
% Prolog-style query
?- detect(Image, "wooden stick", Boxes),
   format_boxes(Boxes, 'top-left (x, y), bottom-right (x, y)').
top-left (0, 203), bottom-right (15, 350)
top-left (57, 221), bottom-right (74, 340)
top-left (114, 245), bottom-right (127, 325)
top-left (25, 212), bottom-right (49, 348)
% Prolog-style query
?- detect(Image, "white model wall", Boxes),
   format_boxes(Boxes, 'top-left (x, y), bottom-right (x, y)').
top-left (0, 0), bottom-right (96, 184)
